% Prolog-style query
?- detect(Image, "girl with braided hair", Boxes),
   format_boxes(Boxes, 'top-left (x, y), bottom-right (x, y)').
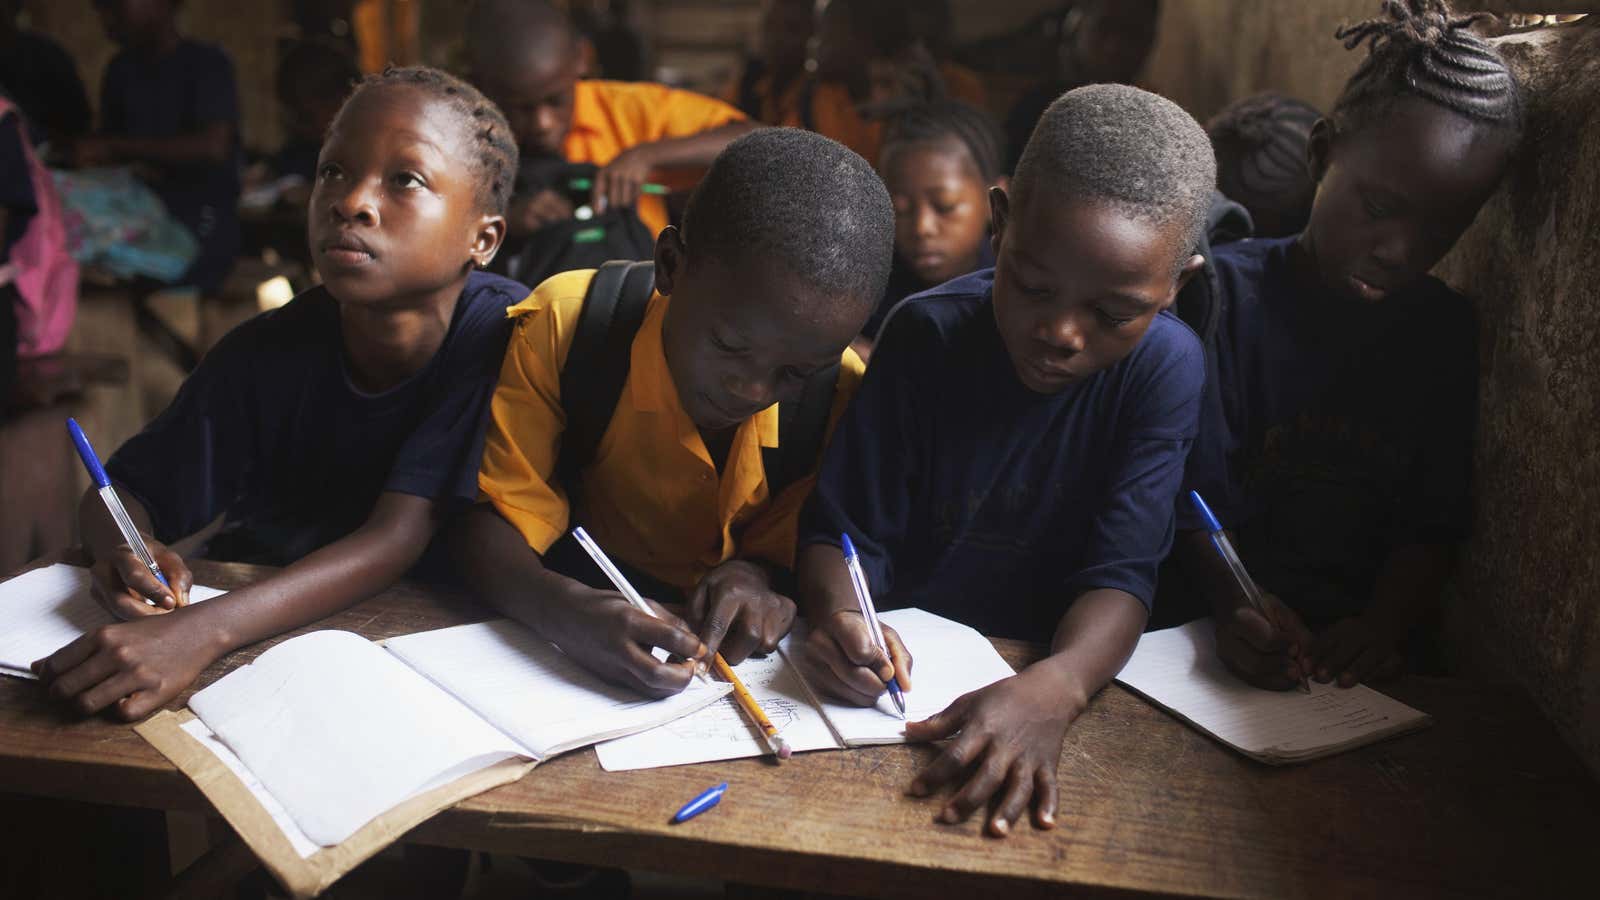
top-left (1174, 1), bottom-right (1522, 692)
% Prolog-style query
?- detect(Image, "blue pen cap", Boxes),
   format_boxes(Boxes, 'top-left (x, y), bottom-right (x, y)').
top-left (840, 532), bottom-right (858, 560)
top-left (67, 418), bottom-right (112, 489)
top-left (1188, 490), bottom-right (1224, 533)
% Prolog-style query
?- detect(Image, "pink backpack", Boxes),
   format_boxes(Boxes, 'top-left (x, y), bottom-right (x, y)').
top-left (0, 98), bottom-right (77, 358)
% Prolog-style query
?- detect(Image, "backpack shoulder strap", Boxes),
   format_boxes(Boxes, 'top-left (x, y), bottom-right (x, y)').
top-left (763, 361), bottom-right (842, 496)
top-left (555, 260), bottom-right (656, 487)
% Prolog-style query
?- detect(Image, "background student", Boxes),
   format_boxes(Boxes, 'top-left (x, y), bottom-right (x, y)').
top-left (458, 128), bottom-right (894, 697)
top-left (798, 85), bottom-right (1216, 837)
top-left (32, 67), bottom-right (523, 721)
top-left (1207, 92), bottom-right (1322, 239)
top-left (1172, 0), bottom-right (1523, 691)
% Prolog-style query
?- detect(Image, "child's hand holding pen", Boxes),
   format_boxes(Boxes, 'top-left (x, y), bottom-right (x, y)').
top-left (90, 536), bottom-right (193, 620)
top-left (1215, 591), bottom-right (1315, 691)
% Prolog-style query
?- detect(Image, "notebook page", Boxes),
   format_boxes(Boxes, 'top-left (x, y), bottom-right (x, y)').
top-left (383, 619), bottom-right (732, 760)
top-left (786, 608), bottom-right (1017, 747)
top-left (0, 564), bottom-right (226, 678)
top-left (179, 718), bottom-right (321, 859)
top-left (594, 649), bottom-right (843, 770)
top-left (189, 630), bottom-right (527, 847)
top-left (1116, 619), bottom-right (1431, 763)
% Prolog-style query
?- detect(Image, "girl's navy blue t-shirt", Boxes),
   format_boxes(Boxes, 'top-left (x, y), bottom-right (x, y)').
top-left (801, 269), bottom-right (1205, 641)
top-left (107, 271), bottom-right (522, 571)
top-left (1175, 236), bottom-right (1477, 624)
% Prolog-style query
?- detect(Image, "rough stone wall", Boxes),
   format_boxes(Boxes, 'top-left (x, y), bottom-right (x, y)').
top-left (1148, 6), bottom-right (1600, 779)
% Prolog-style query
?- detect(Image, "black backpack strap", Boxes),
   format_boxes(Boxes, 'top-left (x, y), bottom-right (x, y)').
top-left (555, 260), bottom-right (657, 488)
top-left (762, 362), bottom-right (841, 497)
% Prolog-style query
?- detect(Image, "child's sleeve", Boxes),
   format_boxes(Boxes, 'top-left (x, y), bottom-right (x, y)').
top-left (382, 291), bottom-right (519, 508)
top-left (104, 327), bottom-right (261, 544)
top-left (738, 348), bottom-right (867, 571)
top-left (1174, 348), bottom-right (1242, 532)
top-left (475, 283), bottom-right (585, 554)
top-left (1390, 304), bottom-right (1478, 546)
top-left (616, 82), bottom-right (747, 145)
top-left (798, 318), bottom-right (926, 597)
top-left (1064, 329), bottom-right (1207, 610)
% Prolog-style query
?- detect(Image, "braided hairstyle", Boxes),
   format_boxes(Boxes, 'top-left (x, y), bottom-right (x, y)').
top-left (1207, 93), bottom-right (1321, 237)
top-left (344, 66), bottom-right (519, 216)
top-left (1331, 0), bottom-right (1522, 137)
top-left (880, 99), bottom-right (1008, 183)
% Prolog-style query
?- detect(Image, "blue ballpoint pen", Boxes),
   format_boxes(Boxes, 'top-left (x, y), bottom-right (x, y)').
top-left (66, 418), bottom-right (172, 601)
top-left (1188, 490), bottom-right (1310, 693)
top-left (672, 782), bottom-right (727, 823)
top-left (839, 533), bottom-right (907, 718)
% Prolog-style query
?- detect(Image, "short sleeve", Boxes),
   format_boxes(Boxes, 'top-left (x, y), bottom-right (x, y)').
top-left (192, 46), bottom-right (240, 126)
top-left (799, 312), bottom-right (925, 596)
top-left (476, 271), bottom-right (591, 554)
top-left (383, 286), bottom-right (518, 506)
top-left (1063, 322), bottom-right (1205, 609)
top-left (105, 326), bottom-right (260, 542)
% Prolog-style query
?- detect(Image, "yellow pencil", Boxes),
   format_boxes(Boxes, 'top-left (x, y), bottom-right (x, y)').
top-left (710, 653), bottom-right (792, 760)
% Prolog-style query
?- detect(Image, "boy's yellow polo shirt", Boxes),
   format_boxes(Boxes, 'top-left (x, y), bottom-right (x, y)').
top-left (478, 269), bottom-right (865, 592)
top-left (564, 80), bottom-right (747, 239)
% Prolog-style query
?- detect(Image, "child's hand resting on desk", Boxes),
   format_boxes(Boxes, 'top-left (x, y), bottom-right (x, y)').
top-left (1312, 616), bottom-right (1404, 687)
top-left (1215, 592), bottom-right (1314, 691)
top-left (798, 608), bottom-right (913, 706)
top-left (904, 665), bottom-right (1080, 837)
top-left (90, 536), bottom-right (193, 619)
top-left (541, 582), bottom-right (706, 699)
top-left (31, 609), bottom-right (219, 720)
top-left (686, 560), bottom-right (796, 664)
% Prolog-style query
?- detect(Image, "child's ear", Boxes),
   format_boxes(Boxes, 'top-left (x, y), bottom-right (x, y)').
top-left (988, 186), bottom-right (1010, 258)
top-left (1306, 117), bottom-right (1335, 184)
top-left (470, 214), bottom-right (507, 268)
top-left (653, 226), bottom-right (687, 296)
top-left (1163, 254), bottom-right (1207, 311)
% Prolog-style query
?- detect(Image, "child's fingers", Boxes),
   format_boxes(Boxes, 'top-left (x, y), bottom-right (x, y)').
top-left (117, 688), bottom-right (167, 722)
top-left (911, 728), bottom-right (985, 801)
top-left (1031, 767), bottom-right (1058, 829)
top-left (627, 608), bottom-right (705, 662)
top-left (989, 764), bottom-right (1033, 837)
top-left (805, 632), bottom-right (890, 706)
top-left (44, 649), bottom-right (120, 708)
top-left (112, 552), bottom-right (176, 612)
top-left (1338, 646), bottom-right (1382, 688)
top-left (904, 692), bottom-right (972, 745)
top-left (941, 745), bottom-right (1012, 824)
top-left (620, 642), bottom-right (696, 697)
top-left (756, 594), bottom-right (794, 655)
top-left (827, 611), bottom-right (885, 668)
top-left (76, 668), bottom-right (147, 717)
top-left (882, 625), bottom-right (914, 692)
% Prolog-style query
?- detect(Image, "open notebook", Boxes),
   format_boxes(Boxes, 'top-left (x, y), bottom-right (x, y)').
top-left (597, 607), bottom-right (1016, 771)
top-left (175, 620), bottom-right (730, 850)
top-left (0, 563), bottom-right (228, 677)
top-left (1116, 619), bottom-right (1431, 764)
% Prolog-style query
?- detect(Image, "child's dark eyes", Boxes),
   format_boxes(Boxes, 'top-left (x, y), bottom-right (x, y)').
top-left (1095, 307), bottom-right (1138, 328)
top-left (709, 332), bottom-right (747, 354)
top-left (1361, 196), bottom-right (1392, 220)
top-left (390, 171), bottom-right (426, 190)
top-left (316, 163), bottom-right (341, 181)
top-left (1016, 280), bottom-right (1051, 298)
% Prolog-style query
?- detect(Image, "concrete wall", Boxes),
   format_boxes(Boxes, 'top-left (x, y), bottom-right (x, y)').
top-left (1150, 6), bottom-right (1600, 778)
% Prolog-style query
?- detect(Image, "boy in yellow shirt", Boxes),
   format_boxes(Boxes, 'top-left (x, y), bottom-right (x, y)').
top-left (456, 129), bottom-right (895, 697)
top-left (465, 0), bottom-right (755, 242)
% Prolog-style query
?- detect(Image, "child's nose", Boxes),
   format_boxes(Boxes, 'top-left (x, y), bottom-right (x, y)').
top-left (330, 183), bottom-right (379, 225)
top-left (914, 205), bottom-right (939, 237)
top-left (1040, 309), bottom-right (1087, 354)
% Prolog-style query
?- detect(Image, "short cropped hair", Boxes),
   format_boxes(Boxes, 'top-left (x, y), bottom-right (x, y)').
top-left (682, 128), bottom-right (895, 311)
top-left (343, 66), bottom-right (519, 216)
top-left (1012, 84), bottom-right (1216, 271)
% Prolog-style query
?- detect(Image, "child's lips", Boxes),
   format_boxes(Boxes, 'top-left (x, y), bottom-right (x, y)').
top-left (1347, 273), bottom-right (1390, 302)
top-left (318, 233), bottom-right (377, 267)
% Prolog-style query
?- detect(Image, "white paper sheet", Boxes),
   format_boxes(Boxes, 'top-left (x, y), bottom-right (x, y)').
top-left (180, 718), bottom-right (322, 859)
top-left (595, 649), bottom-right (842, 771)
top-left (1115, 619), bottom-right (1431, 763)
top-left (0, 564), bottom-right (226, 678)
top-left (794, 608), bottom-right (1017, 746)
top-left (382, 618), bottom-right (732, 760)
top-left (189, 630), bottom-right (528, 847)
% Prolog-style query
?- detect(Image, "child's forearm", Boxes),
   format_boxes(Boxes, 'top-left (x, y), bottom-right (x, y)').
top-left (77, 486), bottom-right (155, 563)
top-left (1031, 588), bottom-right (1149, 712)
top-left (177, 492), bottom-right (438, 656)
top-left (795, 541), bottom-right (858, 623)
top-left (1366, 542), bottom-right (1456, 637)
top-left (449, 502), bottom-right (586, 637)
top-left (636, 121), bottom-right (759, 171)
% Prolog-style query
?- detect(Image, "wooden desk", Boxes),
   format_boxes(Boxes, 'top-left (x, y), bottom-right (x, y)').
top-left (1, 559), bottom-right (1595, 899)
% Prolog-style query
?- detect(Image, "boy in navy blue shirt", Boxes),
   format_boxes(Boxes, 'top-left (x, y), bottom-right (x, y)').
top-left (798, 84), bottom-right (1215, 837)
top-left (76, 0), bottom-right (242, 291)
top-left (34, 68), bottom-right (520, 722)
top-left (1172, 1), bottom-right (1522, 693)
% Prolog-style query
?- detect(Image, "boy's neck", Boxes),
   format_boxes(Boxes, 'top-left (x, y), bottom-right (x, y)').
top-left (338, 276), bottom-right (467, 394)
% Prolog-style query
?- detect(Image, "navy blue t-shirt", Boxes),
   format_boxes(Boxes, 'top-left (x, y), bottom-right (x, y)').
top-left (106, 271), bottom-right (523, 572)
top-left (100, 40), bottom-right (242, 292)
top-left (1177, 237), bottom-right (1477, 625)
top-left (801, 269), bottom-right (1205, 640)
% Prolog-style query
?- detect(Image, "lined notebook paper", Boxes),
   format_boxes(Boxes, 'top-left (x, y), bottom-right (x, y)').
top-left (0, 564), bottom-right (227, 678)
top-left (1116, 619), bottom-right (1431, 764)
